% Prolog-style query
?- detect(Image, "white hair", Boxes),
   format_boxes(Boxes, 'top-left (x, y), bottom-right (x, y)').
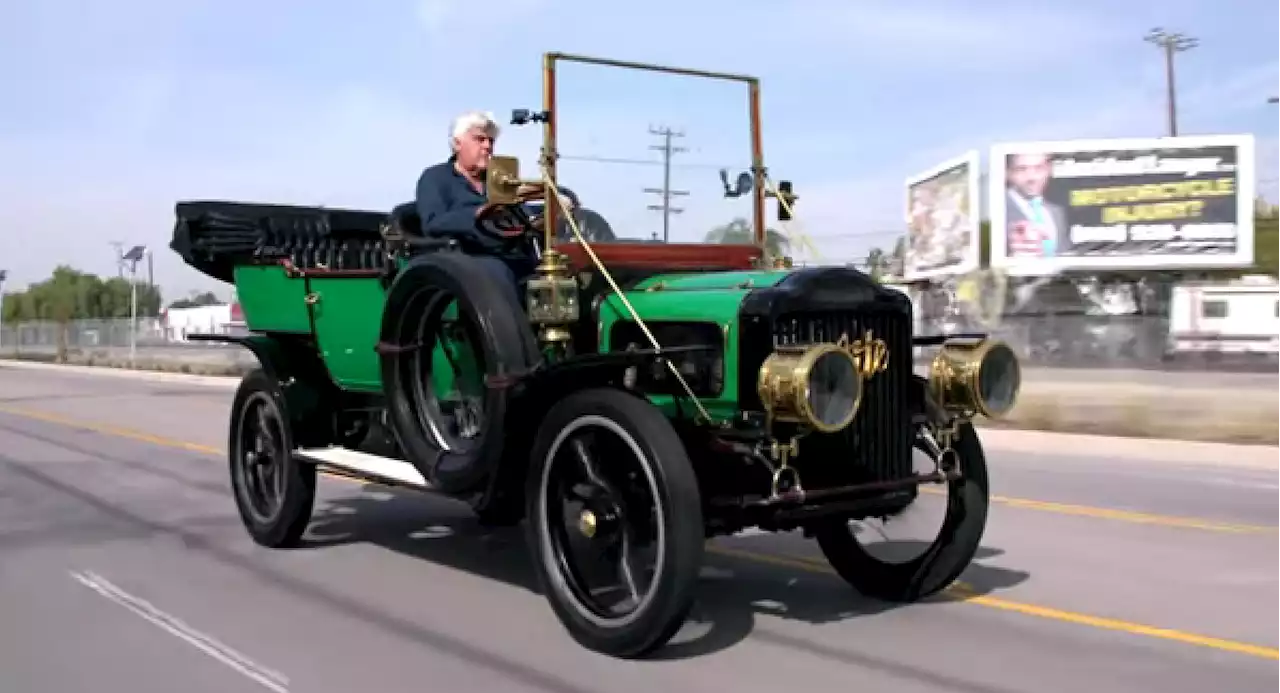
top-left (449, 110), bottom-right (499, 151)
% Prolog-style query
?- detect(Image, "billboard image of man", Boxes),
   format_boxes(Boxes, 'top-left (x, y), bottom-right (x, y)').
top-left (1004, 153), bottom-right (1068, 257)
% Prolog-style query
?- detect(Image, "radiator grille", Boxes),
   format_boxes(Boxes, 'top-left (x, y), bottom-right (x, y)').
top-left (771, 309), bottom-right (914, 484)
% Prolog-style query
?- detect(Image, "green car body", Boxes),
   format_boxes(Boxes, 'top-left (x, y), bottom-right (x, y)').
top-left (232, 260), bottom-right (796, 424)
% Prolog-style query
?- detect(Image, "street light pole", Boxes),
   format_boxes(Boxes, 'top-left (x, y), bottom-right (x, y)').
top-left (121, 245), bottom-right (148, 368)
top-left (1144, 28), bottom-right (1198, 137)
top-left (129, 267), bottom-right (138, 366)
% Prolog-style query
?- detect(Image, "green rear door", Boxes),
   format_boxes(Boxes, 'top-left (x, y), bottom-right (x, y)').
top-left (307, 277), bottom-right (386, 392)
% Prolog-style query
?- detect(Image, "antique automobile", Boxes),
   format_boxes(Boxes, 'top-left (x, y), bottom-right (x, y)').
top-left (171, 52), bottom-right (1022, 659)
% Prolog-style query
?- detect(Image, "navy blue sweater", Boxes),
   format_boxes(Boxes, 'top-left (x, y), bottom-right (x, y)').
top-left (416, 159), bottom-right (529, 257)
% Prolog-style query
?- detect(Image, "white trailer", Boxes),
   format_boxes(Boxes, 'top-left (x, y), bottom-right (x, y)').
top-left (1166, 275), bottom-right (1279, 362)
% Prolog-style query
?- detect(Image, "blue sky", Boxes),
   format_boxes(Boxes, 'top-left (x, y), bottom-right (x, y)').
top-left (1, 0), bottom-right (1276, 301)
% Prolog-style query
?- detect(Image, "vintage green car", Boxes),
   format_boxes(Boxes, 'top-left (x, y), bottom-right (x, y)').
top-left (171, 52), bottom-right (1021, 659)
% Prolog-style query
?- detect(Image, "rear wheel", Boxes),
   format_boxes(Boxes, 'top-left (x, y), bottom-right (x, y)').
top-left (228, 369), bottom-right (317, 548)
top-left (525, 388), bottom-right (704, 658)
top-left (811, 421), bottom-right (989, 601)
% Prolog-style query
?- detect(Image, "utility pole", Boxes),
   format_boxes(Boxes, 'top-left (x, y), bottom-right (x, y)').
top-left (643, 125), bottom-right (688, 242)
top-left (1144, 28), bottom-right (1198, 137)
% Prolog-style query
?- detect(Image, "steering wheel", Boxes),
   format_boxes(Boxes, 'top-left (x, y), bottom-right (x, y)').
top-left (476, 185), bottom-right (554, 242)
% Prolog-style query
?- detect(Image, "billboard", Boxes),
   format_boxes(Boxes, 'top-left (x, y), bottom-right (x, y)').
top-left (904, 150), bottom-right (981, 281)
top-left (989, 134), bottom-right (1256, 275)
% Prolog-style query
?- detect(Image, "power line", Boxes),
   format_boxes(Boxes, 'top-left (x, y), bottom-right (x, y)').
top-left (643, 125), bottom-right (689, 242)
top-left (560, 154), bottom-right (739, 171)
top-left (1144, 28), bottom-right (1198, 137)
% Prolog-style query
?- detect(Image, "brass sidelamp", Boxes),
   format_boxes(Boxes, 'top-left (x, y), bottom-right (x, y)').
top-left (486, 154), bottom-right (581, 351)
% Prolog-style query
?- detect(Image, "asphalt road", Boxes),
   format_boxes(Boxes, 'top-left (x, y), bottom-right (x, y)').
top-left (0, 366), bottom-right (1276, 693)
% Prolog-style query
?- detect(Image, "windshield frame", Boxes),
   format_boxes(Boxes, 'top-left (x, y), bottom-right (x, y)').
top-left (537, 52), bottom-right (767, 249)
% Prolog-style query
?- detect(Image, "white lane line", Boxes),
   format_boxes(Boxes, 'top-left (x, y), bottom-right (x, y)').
top-left (69, 570), bottom-right (289, 693)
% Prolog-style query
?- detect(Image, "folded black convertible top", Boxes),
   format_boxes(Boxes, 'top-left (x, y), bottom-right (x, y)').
top-left (170, 200), bottom-right (389, 283)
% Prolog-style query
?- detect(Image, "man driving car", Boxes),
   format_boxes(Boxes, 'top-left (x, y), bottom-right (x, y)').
top-left (414, 110), bottom-right (543, 304)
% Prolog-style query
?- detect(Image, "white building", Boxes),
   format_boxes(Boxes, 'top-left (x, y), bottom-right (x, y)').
top-left (159, 302), bottom-right (247, 342)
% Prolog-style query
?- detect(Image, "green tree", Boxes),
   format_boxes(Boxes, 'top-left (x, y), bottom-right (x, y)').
top-left (892, 235), bottom-right (907, 262)
top-left (703, 217), bottom-right (791, 258)
top-left (864, 247), bottom-right (890, 280)
top-left (0, 266), bottom-right (162, 361)
top-left (167, 291), bottom-right (222, 310)
top-left (978, 219), bottom-right (991, 267)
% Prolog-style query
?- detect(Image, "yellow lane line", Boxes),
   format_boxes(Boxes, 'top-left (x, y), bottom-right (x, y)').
top-left (0, 405), bottom-right (225, 455)
top-left (917, 487), bottom-right (1275, 534)
top-left (706, 545), bottom-right (1279, 661)
top-left (1, 404), bottom-right (1277, 661)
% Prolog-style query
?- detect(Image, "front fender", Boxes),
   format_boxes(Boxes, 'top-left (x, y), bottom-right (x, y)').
top-left (475, 347), bottom-right (710, 520)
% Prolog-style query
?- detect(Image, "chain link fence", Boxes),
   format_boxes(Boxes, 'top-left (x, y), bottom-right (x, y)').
top-left (1, 313), bottom-right (1273, 443)
top-left (0, 317), bottom-right (257, 373)
top-left (905, 271), bottom-right (1279, 372)
top-left (1, 311), bottom-right (1271, 376)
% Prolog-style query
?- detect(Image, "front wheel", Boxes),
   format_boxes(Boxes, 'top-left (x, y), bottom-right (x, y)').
top-left (811, 420), bottom-right (989, 602)
top-left (525, 388), bottom-right (704, 658)
top-left (228, 369), bottom-right (317, 548)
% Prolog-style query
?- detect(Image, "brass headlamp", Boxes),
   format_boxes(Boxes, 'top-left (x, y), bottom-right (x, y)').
top-left (927, 337), bottom-right (1022, 419)
top-left (757, 343), bottom-right (864, 433)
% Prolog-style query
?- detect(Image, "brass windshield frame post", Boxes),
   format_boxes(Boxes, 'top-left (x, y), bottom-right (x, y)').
top-left (747, 80), bottom-right (765, 248)
top-left (540, 52), bottom-right (766, 248)
top-left (541, 52), bottom-right (559, 251)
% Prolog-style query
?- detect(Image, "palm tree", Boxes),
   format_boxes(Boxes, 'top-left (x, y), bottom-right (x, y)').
top-left (703, 217), bottom-right (790, 258)
top-left (866, 247), bottom-right (902, 281)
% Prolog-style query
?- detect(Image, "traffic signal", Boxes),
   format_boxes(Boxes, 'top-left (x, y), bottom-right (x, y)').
top-left (776, 180), bottom-right (797, 221)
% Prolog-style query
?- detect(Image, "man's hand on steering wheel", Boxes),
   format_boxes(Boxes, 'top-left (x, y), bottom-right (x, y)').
top-left (475, 193), bottom-right (543, 239)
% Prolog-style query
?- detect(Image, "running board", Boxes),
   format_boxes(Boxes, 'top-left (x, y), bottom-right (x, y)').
top-left (294, 446), bottom-right (434, 490)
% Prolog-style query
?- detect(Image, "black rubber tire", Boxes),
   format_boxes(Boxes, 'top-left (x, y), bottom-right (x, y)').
top-left (381, 252), bottom-right (540, 495)
top-left (228, 368), bottom-right (317, 548)
top-left (812, 420), bottom-right (989, 602)
top-left (525, 387), bottom-right (704, 658)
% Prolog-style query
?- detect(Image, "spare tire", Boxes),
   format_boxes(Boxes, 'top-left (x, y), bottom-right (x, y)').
top-left (380, 252), bottom-right (541, 495)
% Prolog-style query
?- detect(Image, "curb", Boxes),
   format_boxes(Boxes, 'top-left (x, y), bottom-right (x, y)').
top-left (0, 358), bottom-right (240, 388)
